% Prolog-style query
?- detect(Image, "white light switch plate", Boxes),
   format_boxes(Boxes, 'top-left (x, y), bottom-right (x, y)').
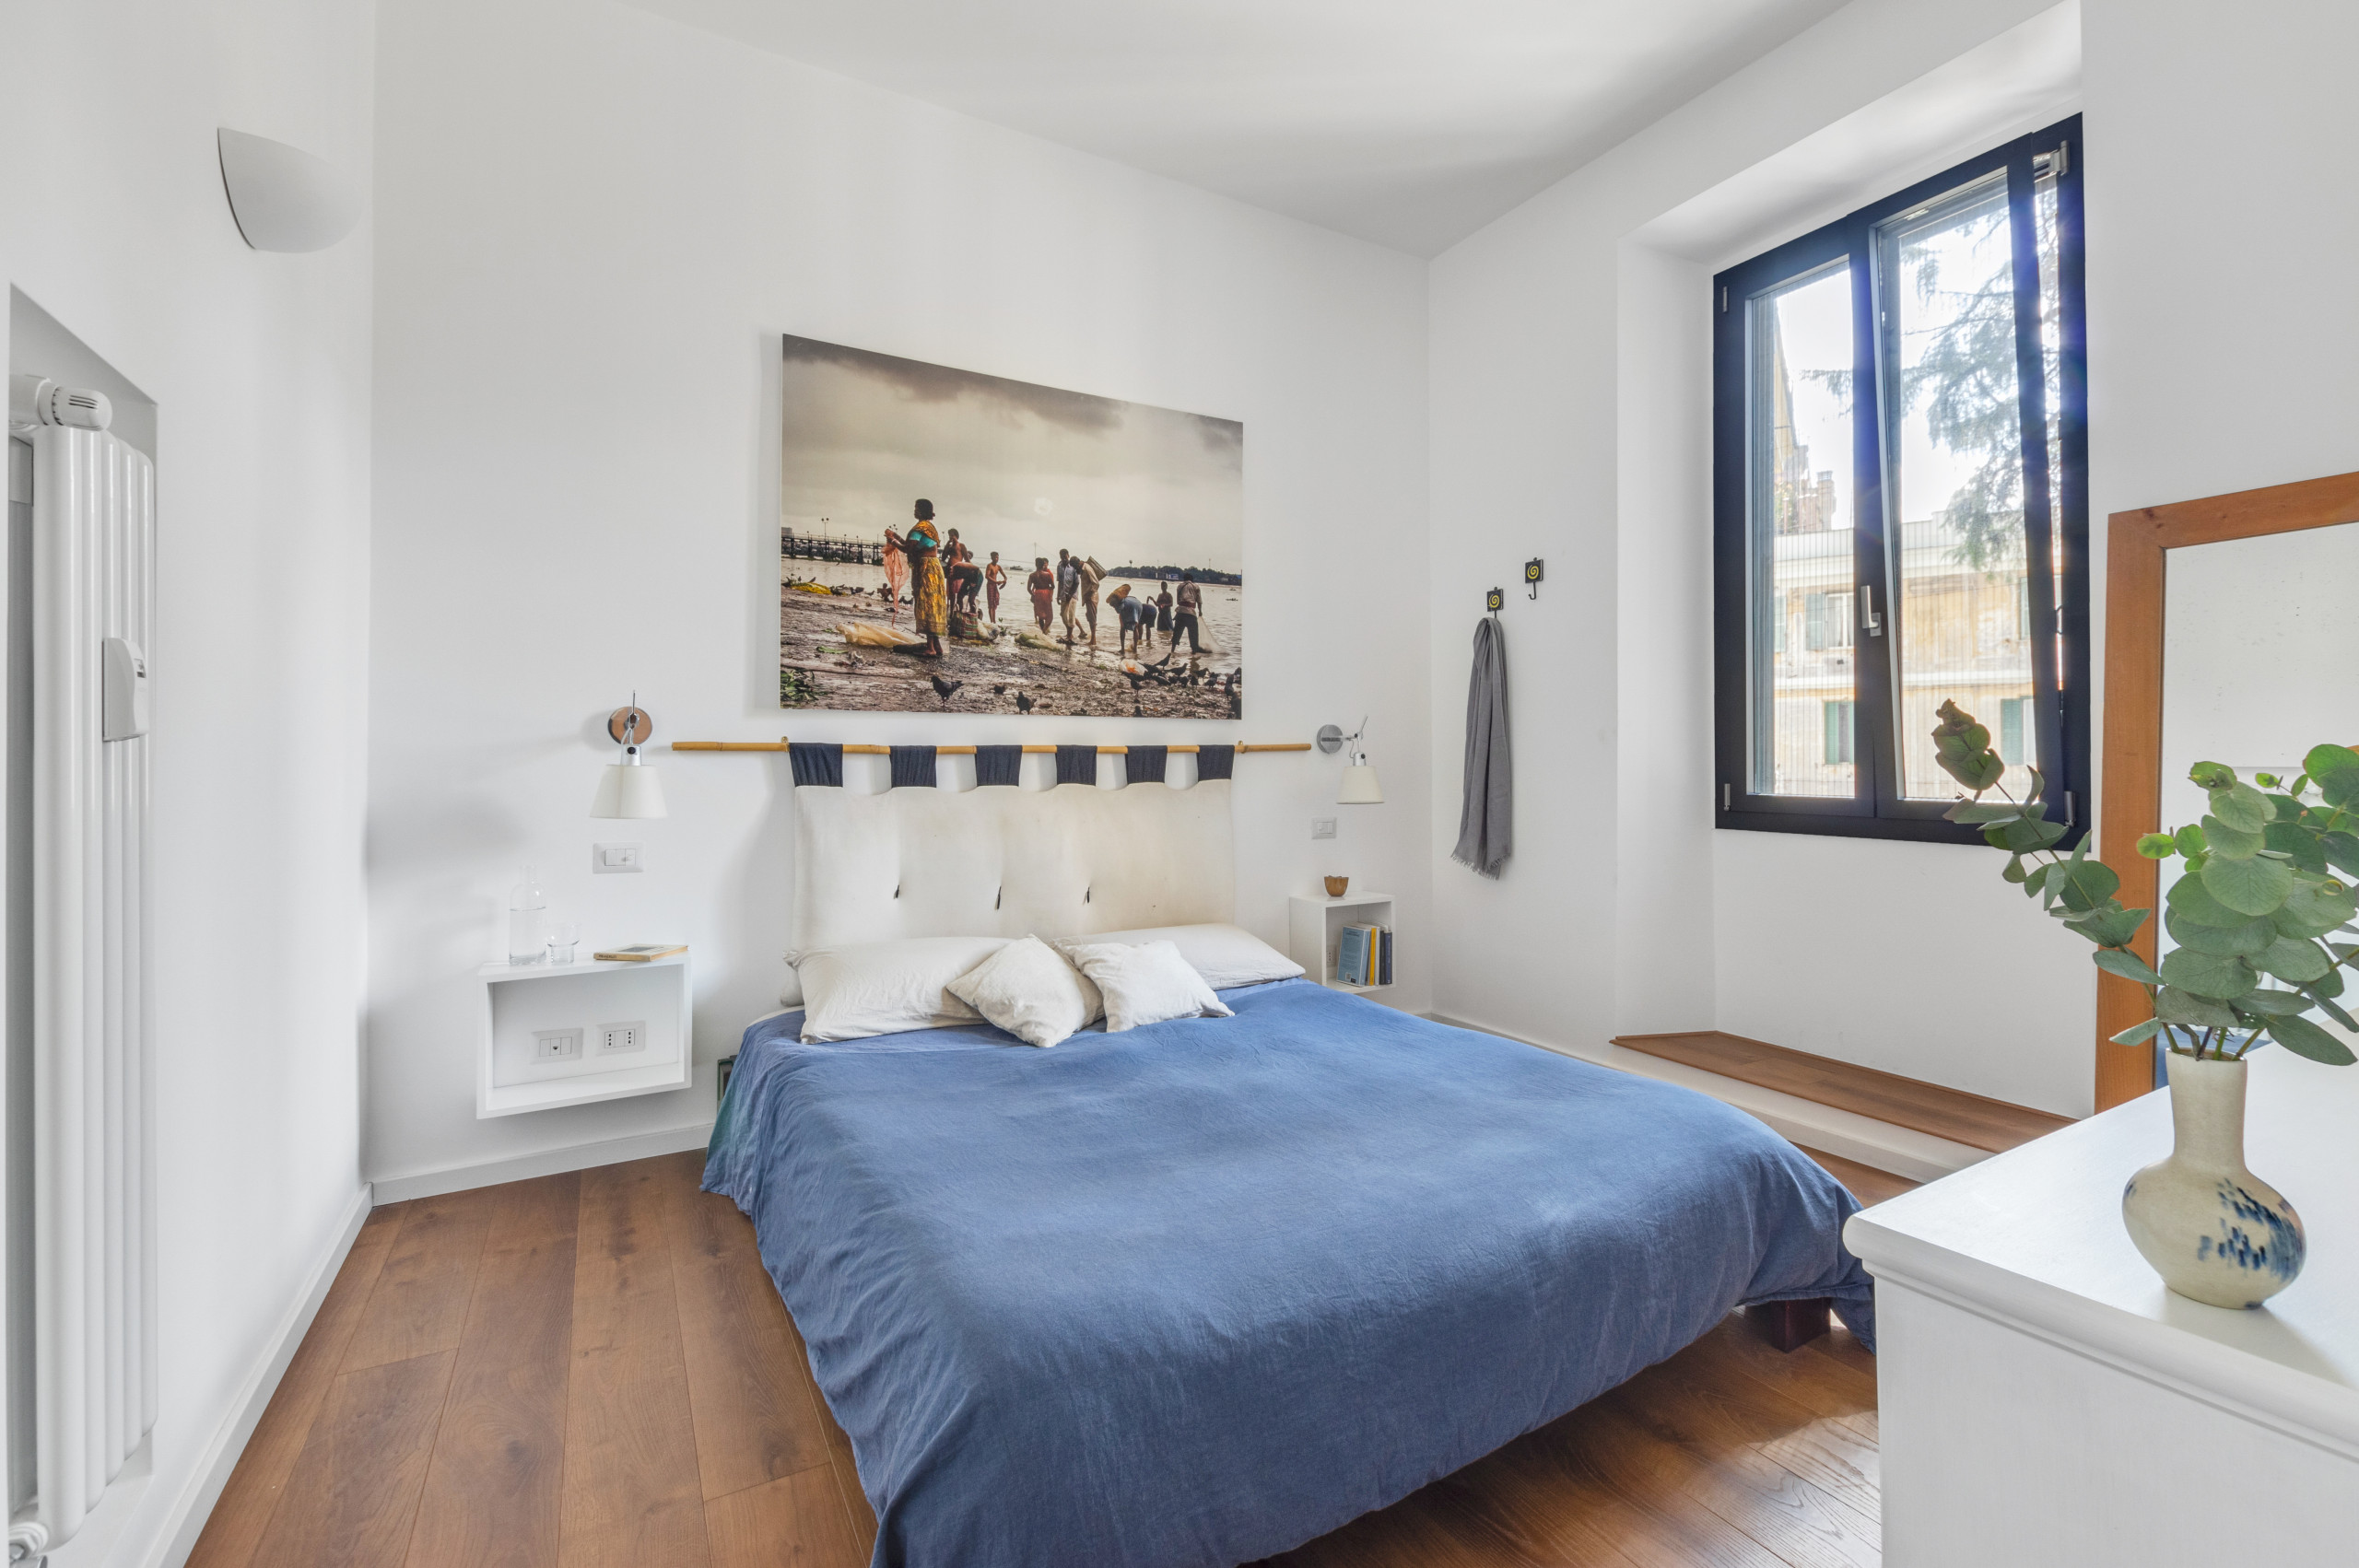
top-left (534, 1027), bottom-right (582, 1061)
top-left (597, 1020), bottom-right (646, 1055)
top-left (593, 842), bottom-right (642, 873)
top-left (1311, 818), bottom-right (1337, 840)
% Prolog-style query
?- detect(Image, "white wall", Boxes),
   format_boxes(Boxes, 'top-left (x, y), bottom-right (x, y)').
top-left (0, 0), bottom-right (375, 1562)
top-left (365, 0), bottom-right (1433, 1189)
top-left (1428, 0), bottom-right (2096, 1116)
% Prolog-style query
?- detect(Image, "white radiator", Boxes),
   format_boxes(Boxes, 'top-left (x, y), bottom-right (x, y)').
top-left (14, 424), bottom-right (156, 1562)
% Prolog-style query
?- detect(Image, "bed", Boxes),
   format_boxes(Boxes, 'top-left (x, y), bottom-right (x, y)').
top-left (704, 778), bottom-right (1873, 1567)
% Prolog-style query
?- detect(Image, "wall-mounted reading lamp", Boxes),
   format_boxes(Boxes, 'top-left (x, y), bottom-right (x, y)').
top-left (591, 696), bottom-right (668, 818)
top-left (1317, 718), bottom-right (1384, 804)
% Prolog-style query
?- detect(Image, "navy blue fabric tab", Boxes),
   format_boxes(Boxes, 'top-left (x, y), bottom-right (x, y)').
top-left (1125, 745), bottom-right (1168, 783)
top-left (889, 745), bottom-right (938, 789)
top-left (1054, 744), bottom-right (1098, 787)
top-left (973, 744), bottom-right (1023, 787)
top-left (788, 743), bottom-right (843, 787)
top-left (1195, 744), bottom-right (1236, 780)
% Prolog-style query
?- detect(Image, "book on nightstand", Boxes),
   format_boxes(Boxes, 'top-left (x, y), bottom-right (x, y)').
top-left (593, 943), bottom-right (687, 963)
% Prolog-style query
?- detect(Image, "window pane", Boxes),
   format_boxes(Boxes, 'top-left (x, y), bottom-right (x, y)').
top-left (1875, 171), bottom-right (2039, 801)
top-left (1748, 263), bottom-right (1856, 798)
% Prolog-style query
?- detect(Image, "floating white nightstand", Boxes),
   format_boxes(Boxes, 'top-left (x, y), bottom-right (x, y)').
top-left (476, 952), bottom-right (693, 1117)
top-left (1286, 892), bottom-right (1395, 994)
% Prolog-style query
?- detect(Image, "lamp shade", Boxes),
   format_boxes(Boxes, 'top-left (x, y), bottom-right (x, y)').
top-left (591, 756), bottom-right (668, 818)
top-left (1338, 764), bottom-right (1384, 805)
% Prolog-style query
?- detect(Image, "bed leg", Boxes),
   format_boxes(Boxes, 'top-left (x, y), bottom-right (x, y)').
top-left (1751, 1297), bottom-right (1831, 1352)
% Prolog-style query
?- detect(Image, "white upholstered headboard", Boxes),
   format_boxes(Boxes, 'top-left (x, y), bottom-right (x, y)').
top-left (792, 780), bottom-right (1236, 951)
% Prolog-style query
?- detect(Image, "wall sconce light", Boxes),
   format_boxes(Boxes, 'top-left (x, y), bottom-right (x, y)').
top-left (217, 129), bottom-right (362, 252)
top-left (1317, 718), bottom-right (1384, 805)
top-left (590, 697), bottom-right (668, 819)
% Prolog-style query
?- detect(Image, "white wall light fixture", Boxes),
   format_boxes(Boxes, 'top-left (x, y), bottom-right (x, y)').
top-left (591, 699), bottom-right (668, 819)
top-left (217, 128), bottom-right (361, 252)
top-left (1318, 719), bottom-right (1384, 805)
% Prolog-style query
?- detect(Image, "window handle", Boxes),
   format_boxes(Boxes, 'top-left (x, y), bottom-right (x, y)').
top-left (1859, 584), bottom-right (1884, 637)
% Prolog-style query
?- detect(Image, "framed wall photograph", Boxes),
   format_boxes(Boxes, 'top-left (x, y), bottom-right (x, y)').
top-left (778, 335), bottom-right (1244, 718)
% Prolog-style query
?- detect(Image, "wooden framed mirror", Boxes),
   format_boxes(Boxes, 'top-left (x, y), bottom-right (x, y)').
top-left (2096, 468), bottom-right (2359, 1109)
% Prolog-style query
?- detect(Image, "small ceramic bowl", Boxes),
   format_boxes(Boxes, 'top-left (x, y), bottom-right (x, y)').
top-left (1324, 876), bottom-right (1349, 897)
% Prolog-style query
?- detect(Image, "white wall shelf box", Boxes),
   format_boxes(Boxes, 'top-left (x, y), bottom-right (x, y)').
top-left (1287, 892), bottom-right (1395, 993)
top-left (476, 953), bottom-right (693, 1117)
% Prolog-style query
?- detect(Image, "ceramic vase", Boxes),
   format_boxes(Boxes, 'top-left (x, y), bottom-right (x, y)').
top-left (2120, 1051), bottom-right (2305, 1309)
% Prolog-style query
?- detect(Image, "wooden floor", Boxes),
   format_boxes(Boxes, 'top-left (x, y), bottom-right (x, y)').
top-left (1612, 1029), bottom-right (2072, 1153)
top-left (190, 1149), bottom-right (1905, 1568)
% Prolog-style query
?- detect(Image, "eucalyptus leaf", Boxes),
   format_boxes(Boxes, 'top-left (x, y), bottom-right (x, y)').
top-left (2313, 991), bottom-right (2359, 1031)
top-left (2272, 877), bottom-right (2357, 939)
top-left (2307, 965), bottom-right (2346, 1000)
top-left (2175, 822), bottom-right (2209, 858)
top-left (2189, 761), bottom-right (2237, 790)
top-left (2301, 744), bottom-right (2359, 783)
top-left (2209, 782), bottom-right (2273, 834)
top-left (2155, 986), bottom-right (2240, 1030)
top-left (2021, 863), bottom-right (2049, 898)
top-left (2319, 766), bottom-right (2359, 810)
top-left (2319, 830), bottom-right (2359, 878)
top-left (2051, 858), bottom-right (2121, 912)
top-left (2159, 946), bottom-right (2259, 1000)
top-left (2166, 872), bottom-right (2254, 928)
top-left (2265, 821), bottom-right (2330, 873)
top-left (2001, 854), bottom-right (2028, 884)
top-left (1948, 802), bottom-right (2028, 825)
top-left (2092, 948), bottom-right (2163, 987)
top-left (2201, 813), bottom-right (2265, 860)
top-left (1994, 816), bottom-right (2068, 853)
top-left (2201, 853), bottom-right (2295, 917)
top-left (2163, 905), bottom-right (2274, 957)
top-left (2135, 833), bottom-right (2178, 860)
top-left (2252, 935), bottom-right (2331, 984)
top-left (2269, 793), bottom-right (2310, 822)
top-left (2110, 1018), bottom-right (2164, 1047)
top-left (2063, 903), bottom-right (2149, 947)
top-left (2263, 1012), bottom-right (2359, 1067)
top-left (2236, 989), bottom-right (2312, 1016)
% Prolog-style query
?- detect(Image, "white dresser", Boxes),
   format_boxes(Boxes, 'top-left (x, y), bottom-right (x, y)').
top-left (1846, 1047), bottom-right (2358, 1567)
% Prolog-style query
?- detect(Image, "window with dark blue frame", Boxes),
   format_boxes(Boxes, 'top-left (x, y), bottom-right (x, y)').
top-left (1713, 116), bottom-right (2088, 845)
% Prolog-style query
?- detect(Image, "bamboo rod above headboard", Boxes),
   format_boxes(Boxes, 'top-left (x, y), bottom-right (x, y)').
top-left (669, 740), bottom-right (1312, 755)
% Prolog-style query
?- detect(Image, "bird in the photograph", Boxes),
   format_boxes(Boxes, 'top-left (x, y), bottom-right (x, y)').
top-left (1228, 690), bottom-right (1241, 719)
top-left (930, 674), bottom-right (963, 708)
top-left (1015, 691), bottom-right (1035, 714)
top-left (992, 684), bottom-right (1006, 696)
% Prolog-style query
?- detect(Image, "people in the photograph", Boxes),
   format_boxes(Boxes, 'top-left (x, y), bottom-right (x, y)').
top-left (881, 532), bottom-right (909, 626)
top-left (1110, 581), bottom-right (1150, 657)
top-left (1156, 582), bottom-right (1174, 649)
top-left (1056, 549), bottom-right (1082, 642)
top-left (882, 499), bottom-right (947, 658)
top-left (1028, 556), bottom-right (1055, 634)
top-left (1171, 570), bottom-right (1203, 657)
top-left (1079, 556), bottom-right (1104, 649)
top-left (984, 552), bottom-right (1006, 623)
top-left (945, 528), bottom-right (983, 616)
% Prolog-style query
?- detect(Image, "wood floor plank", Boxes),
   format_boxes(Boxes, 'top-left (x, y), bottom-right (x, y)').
top-left (559, 1159), bottom-right (712, 1568)
top-left (344, 1187), bottom-right (499, 1372)
top-left (188, 1203), bottom-right (410, 1568)
top-left (1601, 1374), bottom-right (1880, 1568)
top-left (705, 1467), bottom-right (867, 1568)
top-left (663, 1151), bottom-right (837, 1499)
top-left (404, 1173), bottom-right (581, 1568)
top-left (1462, 1413), bottom-right (1776, 1568)
top-left (810, 1362), bottom-right (878, 1561)
top-left (1626, 1350), bottom-right (1879, 1539)
top-left (249, 1351), bottom-right (456, 1568)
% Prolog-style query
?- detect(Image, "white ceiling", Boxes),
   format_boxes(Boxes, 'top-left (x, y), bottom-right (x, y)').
top-left (617, 0), bottom-right (1854, 255)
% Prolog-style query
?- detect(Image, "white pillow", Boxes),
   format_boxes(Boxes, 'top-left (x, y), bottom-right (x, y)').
top-left (1062, 940), bottom-right (1235, 1033)
top-left (1075, 922), bottom-right (1303, 989)
top-left (945, 936), bottom-right (1105, 1048)
top-left (792, 937), bottom-right (1012, 1042)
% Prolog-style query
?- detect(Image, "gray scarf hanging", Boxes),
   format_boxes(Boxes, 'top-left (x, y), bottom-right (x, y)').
top-left (1452, 616), bottom-right (1511, 877)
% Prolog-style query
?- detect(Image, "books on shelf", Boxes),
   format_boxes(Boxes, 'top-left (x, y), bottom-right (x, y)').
top-left (1335, 923), bottom-right (1393, 989)
top-left (592, 943), bottom-right (687, 963)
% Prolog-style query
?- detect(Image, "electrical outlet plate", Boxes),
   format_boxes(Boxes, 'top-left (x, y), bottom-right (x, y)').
top-left (534, 1027), bottom-right (582, 1061)
top-left (597, 1020), bottom-right (646, 1055)
top-left (1311, 817), bottom-right (1337, 840)
top-left (593, 842), bottom-right (642, 873)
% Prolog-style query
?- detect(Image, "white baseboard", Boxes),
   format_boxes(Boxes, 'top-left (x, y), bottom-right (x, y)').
top-left (369, 1121), bottom-right (714, 1205)
top-left (144, 1183), bottom-right (374, 1568)
top-left (1425, 1012), bottom-right (1985, 1185)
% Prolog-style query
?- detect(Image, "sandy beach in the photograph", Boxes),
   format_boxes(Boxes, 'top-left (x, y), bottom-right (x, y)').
top-left (780, 549), bottom-right (1242, 717)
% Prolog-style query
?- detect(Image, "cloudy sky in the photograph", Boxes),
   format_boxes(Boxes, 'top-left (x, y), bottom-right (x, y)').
top-left (780, 336), bottom-right (1243, 574)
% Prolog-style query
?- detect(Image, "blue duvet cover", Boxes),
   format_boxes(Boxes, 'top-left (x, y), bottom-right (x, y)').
top-left (705, 978), bottom-right (1872, 1568)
